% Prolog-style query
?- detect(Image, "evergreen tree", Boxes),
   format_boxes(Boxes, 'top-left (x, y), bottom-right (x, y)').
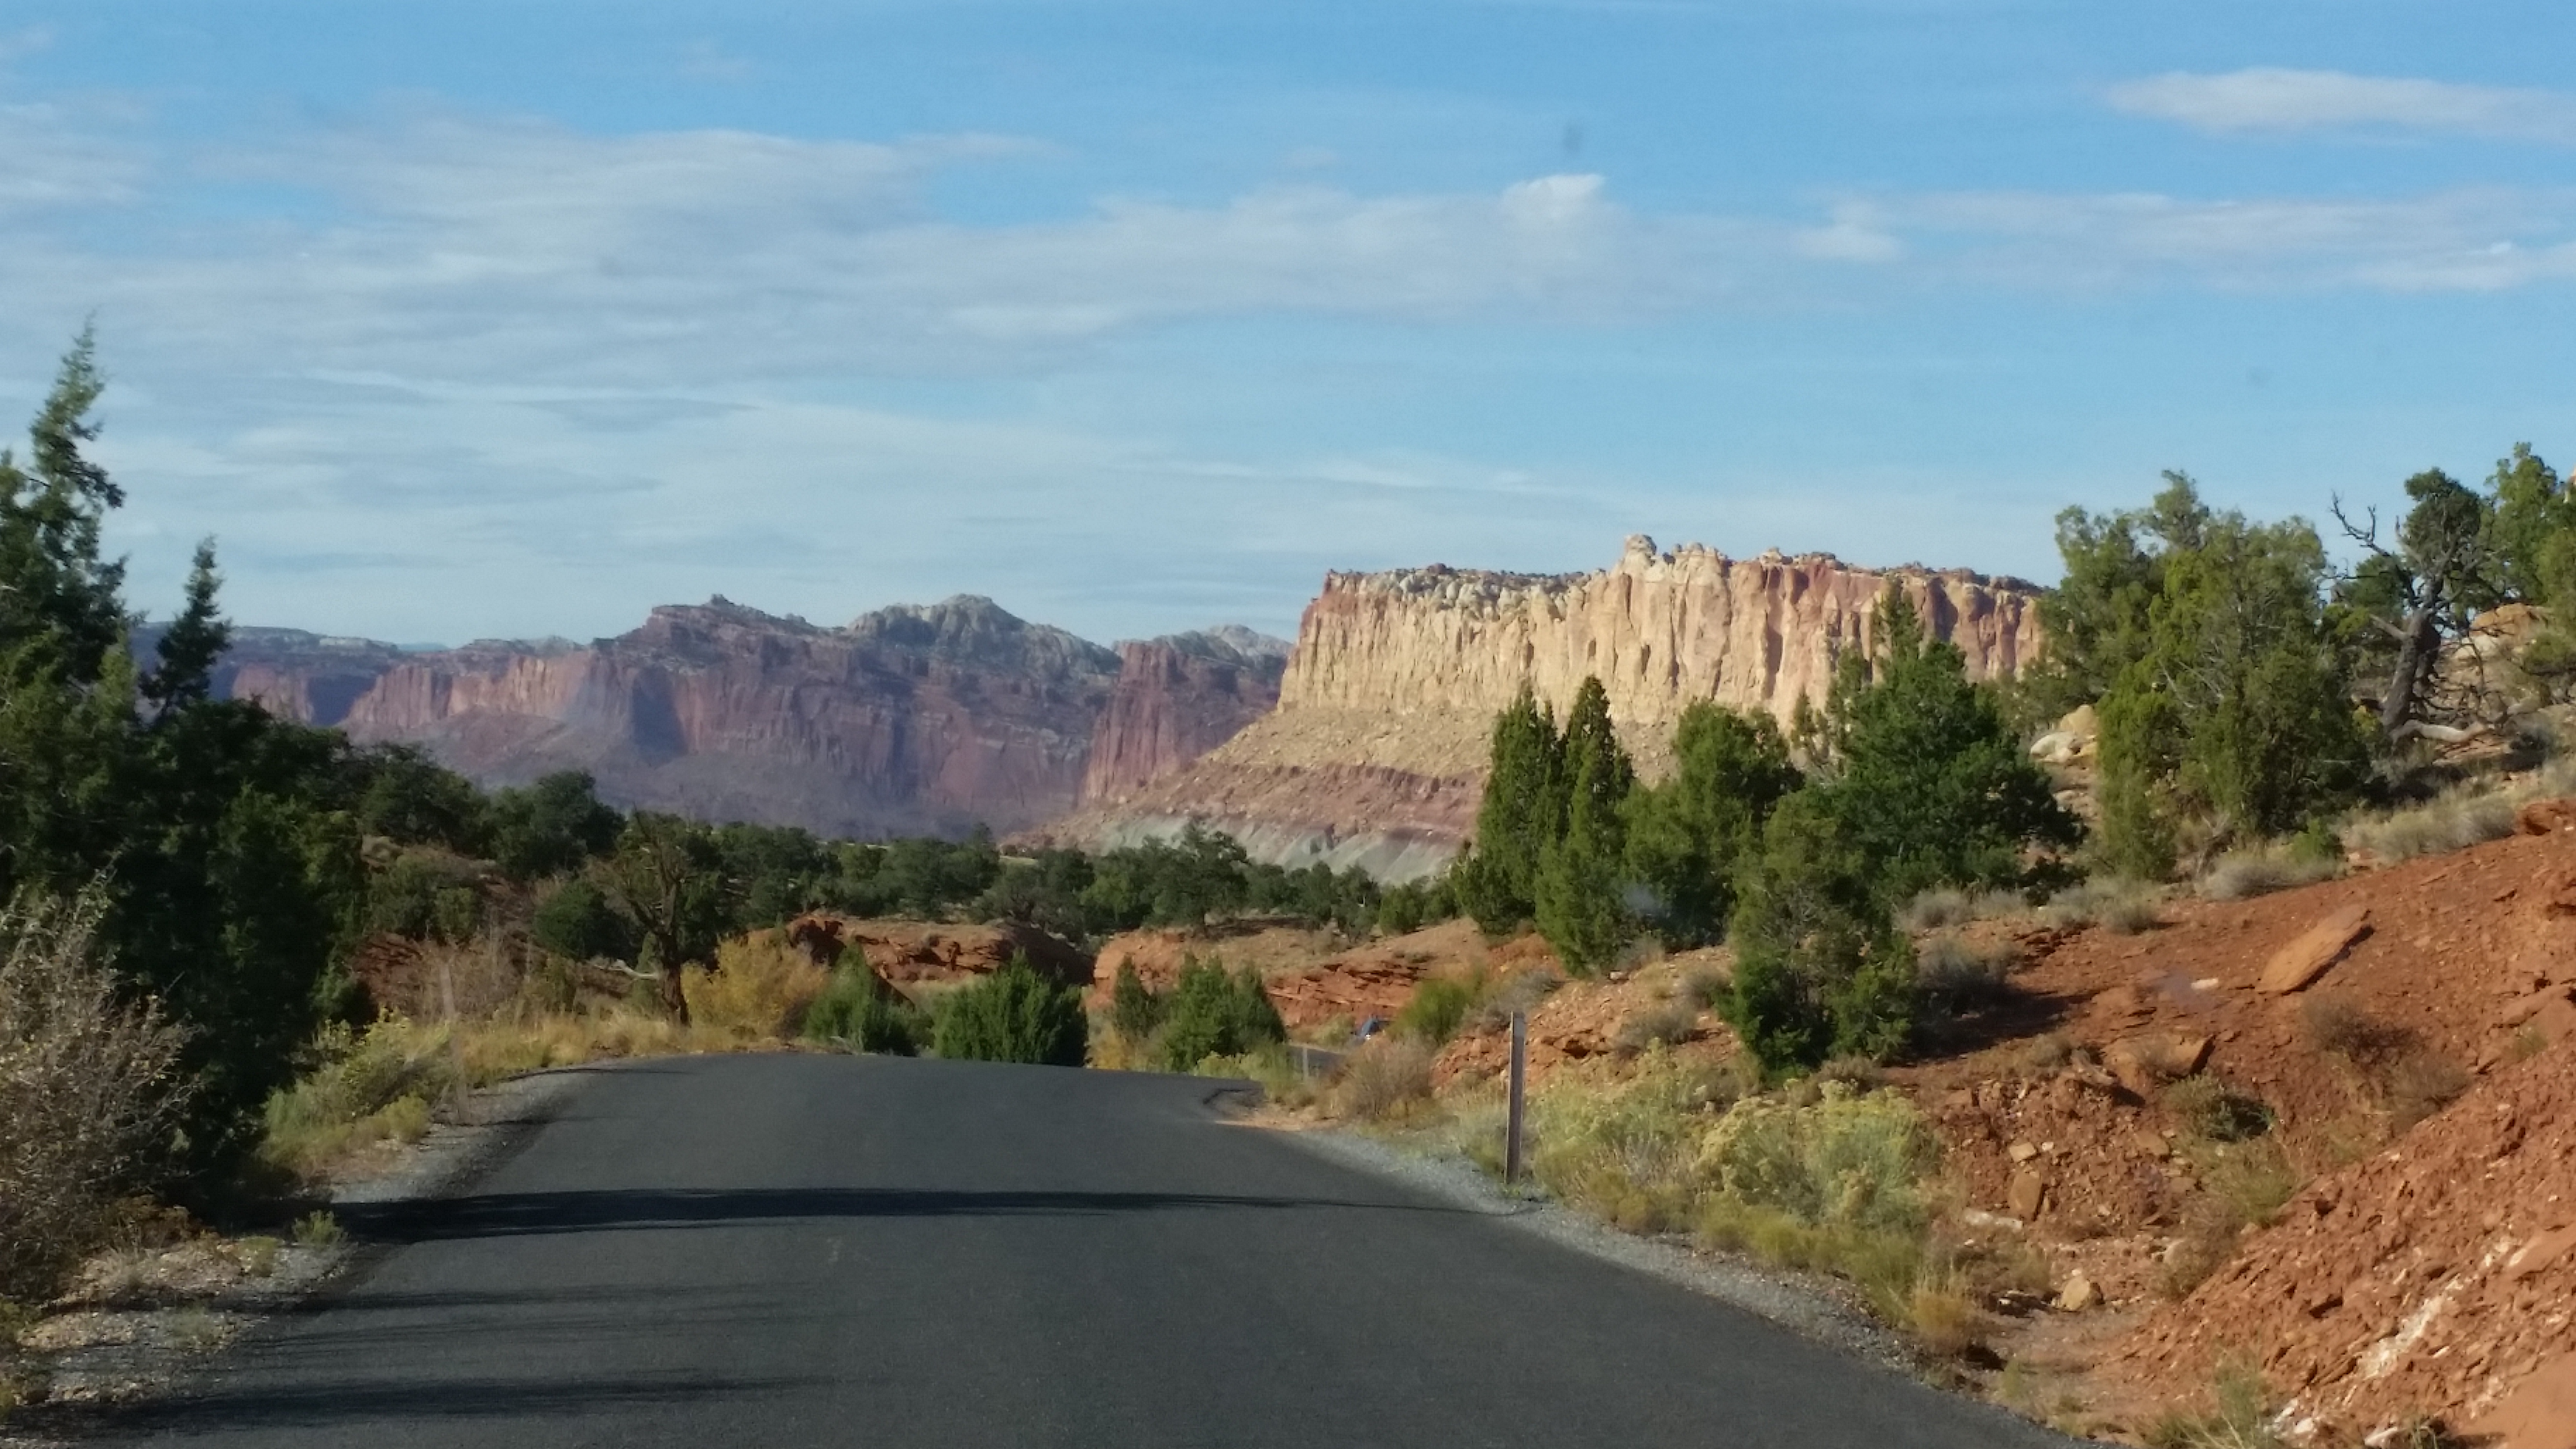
top-left (1456, 683), bottom-right (1561, 932)
top-left (1721, 793), bottom-right (1916, 1076)
top-left (1109, 959), bottom-right (1163, 1041)
top-left (1622, 702), bottom-right (1800, 946)
top-left (1813, 591), bottom-right (2078, 903)
top-left (1533, 676), bottom-right (1635, 972)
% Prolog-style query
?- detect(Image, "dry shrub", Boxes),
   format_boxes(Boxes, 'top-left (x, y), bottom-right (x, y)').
top-left (260, 1017), bottom-right (457, 1180)
top-left (1916, 933), bottom-right (2017, 1010)
top-left (2200, 847), bottom-right (2342, 902)
top-left (0, 887), bottom-right (190, 1305)
top-left (1899, 886), bottom-right (1977, 933)
top-left (1462, 969), bottom-right (1556, 1035)
top-left (2300, 994), bottom-right (2411, 1067)
top-left (2045, 878), bottom-right (2161, 934)
top-left (1612, 998), bottom-right (1700, 1055)
top-left (2160, 1137), bottom-right (2302, 1298)
top-left (2346, 788), bottom-right (2517, 865)
top-left (2142, 1360), bottom-right (2285, 1449)
top-left (1331, 1038), bottom-right (1434, 1122)
top-left (2163, 1075), bottom-right (2275, 1143)
top-left (683, 937), bottom-right (829, 1041)
top-left (2297, 996), bottom-right (2469, 1133)
top-left (2382, 1053), bottom-right (2470, 1132)
top-left (1907, 1271), bottom-right (1988, 1358)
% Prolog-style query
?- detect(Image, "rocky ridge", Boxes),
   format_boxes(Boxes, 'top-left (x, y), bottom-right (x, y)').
top-left (208, 600), bottom-right (1285, 841)
top-left (1038, 537), bottom-right (2046, 878)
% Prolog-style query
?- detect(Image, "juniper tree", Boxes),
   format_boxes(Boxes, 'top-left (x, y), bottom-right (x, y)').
top-left (1534, 676), bottom-right (1635, 972)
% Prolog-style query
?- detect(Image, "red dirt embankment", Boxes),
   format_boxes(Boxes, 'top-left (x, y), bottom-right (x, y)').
top-left (1878, 814), bottom-right (2576, 1439)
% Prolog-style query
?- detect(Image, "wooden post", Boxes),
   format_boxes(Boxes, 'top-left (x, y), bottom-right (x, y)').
top-left (1505, 1009), bottom-right (1527, 1186)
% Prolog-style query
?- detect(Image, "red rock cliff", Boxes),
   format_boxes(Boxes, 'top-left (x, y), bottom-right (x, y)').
top-left (1035, 537), bottom-right (2047, 879)
top-left (1078, 630), bottom-right (1288, 807)
top-left (208, 602), bottom-right (1285, 840)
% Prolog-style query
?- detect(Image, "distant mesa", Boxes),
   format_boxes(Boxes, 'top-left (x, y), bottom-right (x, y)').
top-left (183, 596), bottom-right (1286, 843)
top-left (177, 537), bottom-right (2038, 872)
top-left (1031, 536), bottom-right (2046, 881)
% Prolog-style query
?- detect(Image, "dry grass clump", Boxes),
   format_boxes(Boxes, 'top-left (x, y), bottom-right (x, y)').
top-left (1916, 933), bottom-right (2018, 1010)
top-left (1462, 968), bottom-right (1557, 1035)
top-left (2156, 1076), bottom-right (2300, 1297)
top-left (1612, 998), bottom-right (1701, 1055)
top-left (2298, 995), bottom-right (2470, 1135)
top-left (2345, 787), bottom-right (2518, 864)
top-left (0, 888), bottom-right (190, 1305)
top-left (2142, 1361), bottom-right (2285, 1449)
top-left (2199, 846), bottom-right (2343, 902)
top-left (682, 937), bottom-right (829, 1042)
top-left (1330, 1038), bottom-right (1435, 1122)
top-left (2045, 878), bottom-right (2161, 934)
top-left (1896, 886), bottom-right (2022, 934)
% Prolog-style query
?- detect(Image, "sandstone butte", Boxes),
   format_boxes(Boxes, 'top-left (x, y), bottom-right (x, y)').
top-left (1035, 535), bottom-right (2046, 879)
top-left (189, 601), bottom-right (1287, 841)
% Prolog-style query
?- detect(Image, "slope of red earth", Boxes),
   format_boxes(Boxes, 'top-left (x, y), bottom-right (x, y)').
top-left (1883, 820), bottom-right (2576, 1440)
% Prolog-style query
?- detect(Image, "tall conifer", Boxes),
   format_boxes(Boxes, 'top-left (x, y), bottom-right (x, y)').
top-left (1534, 676), bottom-right (1635, 971)
top-left (1457, 682), bottom-right (1561, 931)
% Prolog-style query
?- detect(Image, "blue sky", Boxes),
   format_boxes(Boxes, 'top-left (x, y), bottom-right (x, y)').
top-left (3, 1), bottom-right (2571, 646)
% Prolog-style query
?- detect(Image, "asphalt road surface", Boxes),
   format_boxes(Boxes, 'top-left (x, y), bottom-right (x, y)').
top-left (103, 1055), bottom-right (2083, 1447)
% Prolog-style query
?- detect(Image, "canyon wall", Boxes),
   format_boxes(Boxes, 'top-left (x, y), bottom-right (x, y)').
top-left (1036, 537), bottom-right (2047, 879)
top-left (213, 602), bottom-right (1286, 840)
top-left (1077, 629), bottom-right (1288, 808)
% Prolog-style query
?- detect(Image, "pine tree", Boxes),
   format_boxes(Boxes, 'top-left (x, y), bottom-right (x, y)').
top-left (1533, 676), bottom-right (1635, 972)
top-left (1457, 683), bottom-right (1561, 931)
top-left (1622, 702), bottom-right (1801, 945)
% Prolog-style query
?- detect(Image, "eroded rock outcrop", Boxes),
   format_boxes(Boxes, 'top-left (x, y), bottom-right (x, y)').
top-left (1040, 537), bottom-right (2045, 878)
top-left (1078, 629), bottom-right (1288, 806)
top-left (210, 601), bottom-right (1282, 840)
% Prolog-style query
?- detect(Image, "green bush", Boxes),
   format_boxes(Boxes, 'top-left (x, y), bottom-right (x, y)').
top-left (1694, 1083), bottom-right (1936, 1237)
top-left (932, 957), bottom-right (1087, 1066)
top-left (1721, 795), bottom-right (1919, 1077)
top-left (1158, 956), bottom-right (1285, 1069)
top-left (530, 877), bottom-right (636, 962)
top-left (1395, 976), bottom-right (1477, 1045)
top-left (803, 968), bottom-right (925, 1056)
top-left (1108, 959), bottom-right (1163, 1041)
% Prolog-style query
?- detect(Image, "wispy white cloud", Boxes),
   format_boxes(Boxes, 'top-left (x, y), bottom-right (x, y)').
top-left (1876, 187), bottom-right (2576, 291)
top-left (2108, 68), bottom-right (2576, 145)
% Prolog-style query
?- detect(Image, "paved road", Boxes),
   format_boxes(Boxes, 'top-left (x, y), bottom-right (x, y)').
top-left (106, 1055), bottom-right (2079, 1447)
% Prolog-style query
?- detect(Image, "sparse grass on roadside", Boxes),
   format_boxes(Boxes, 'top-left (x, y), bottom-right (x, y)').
top-left (1331, 1039), bottom-right (1436, 1122)
top-left (2141, 1361), bottom-right (2284, 1449)
top-left (165, 1305), bottom-right (228, 1353)
top-left (290, 1210), bottom-right (345, 1249)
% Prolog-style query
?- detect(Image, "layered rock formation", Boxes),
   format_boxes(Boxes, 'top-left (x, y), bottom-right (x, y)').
top-left (212, 600), bottom-right (1287, 840)
top-left (1039, 537), bottom-right (2045, 879)
top-left (1077, 629), bottom-right (1288, 807)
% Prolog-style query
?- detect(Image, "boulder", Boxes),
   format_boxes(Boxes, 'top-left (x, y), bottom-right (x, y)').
top-left (2258, 906), bottom-right (2371, 995)
top-left (2104, 1033), bottom-right (2214, 1097)
top-left (2518, 798), bottom-right (2576, 837)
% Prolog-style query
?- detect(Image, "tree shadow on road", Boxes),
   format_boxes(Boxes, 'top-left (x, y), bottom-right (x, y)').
top-left (343, 1184), bottom-right (1469, 1243)
top-left (32, 1370), bottom-right (817, 1438)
